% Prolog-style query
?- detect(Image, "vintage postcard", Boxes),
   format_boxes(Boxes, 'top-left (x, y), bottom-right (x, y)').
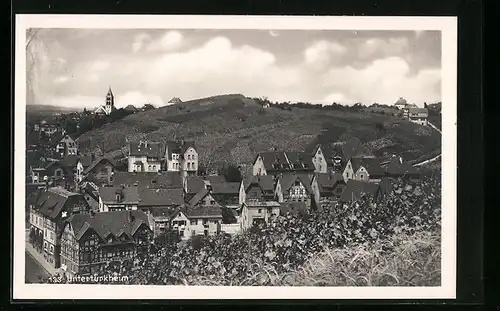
top-left (13, 14), bottom-right (457, 300)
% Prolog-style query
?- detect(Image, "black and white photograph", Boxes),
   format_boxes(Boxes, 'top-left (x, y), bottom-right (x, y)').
top-left (14, 15), bottom-right (457, 300)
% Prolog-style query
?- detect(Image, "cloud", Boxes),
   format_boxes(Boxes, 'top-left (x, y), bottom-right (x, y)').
top-left (89, 61), bottom-right (110, 71)
top-left (132, 33), bottom-right (151, 53)
top-left (304, 40), bottom-right (347, 70)
top-left (146, 31), bottom-right (184, 52)
top-left (268, 30), bottom-right (280, 37)
top-left (358, 38), bottom-right (409, 60)
top-left (321, 57), bottom-right (441, 105)
top-left (40, 94), bottom-right (104, 109)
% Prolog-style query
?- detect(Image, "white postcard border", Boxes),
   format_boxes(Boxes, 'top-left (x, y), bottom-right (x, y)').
top-left (13, 14), bottom-right (457, 300)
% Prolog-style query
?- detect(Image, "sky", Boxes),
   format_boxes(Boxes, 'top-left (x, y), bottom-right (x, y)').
top-left (26, 28), bottom-right (441, 109)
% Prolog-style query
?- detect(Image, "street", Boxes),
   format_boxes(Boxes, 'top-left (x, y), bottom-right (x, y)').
top-left (25, 251), bottom-right (49, 283)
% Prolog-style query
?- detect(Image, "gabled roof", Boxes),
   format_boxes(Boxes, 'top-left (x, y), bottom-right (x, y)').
top-left (255, 151), bottom-right (314, 173)
top-left (138, 188), bottom-right (184, 207)
top-left (98, 186), bottom-right (139, 204)
top-left (188, 188), bottom-right (210, 206)
top-left (242, 175), bottom-right (275, 192)
top-left (339, 180), bottom-right (380, 203)
top-left (168, 97), bottom-right (182, 104)
top-left (112, 171), bottom-right (182, 189)
top-left (66, 210), bottom-right (150, 242)
top-left (83, 156), bottom-right (117, 175)
top-left (47, 131), bottom-right (65, 147)
top-left (204, 175), bottom-right (226, 184)
top-left (182, 206), bottom-right (222, 219)
top-left (165, 140), bottom-right (196, 160)
top-left (278, 173), bottom-right (313, 194)
top-left (315, 172), bottom-right (345, 192)
top-left (350, 157), bottom-right (385, 177)
top-left (129, 141), bottom-right (163, 158)
top-left (185, 176), bottom-right (206, 194)
top-left (210, 182), bottom-right (240, 195)
top-left (124, 105), bottom-right (138, 112)
top-left (383, 157), bottom-right (419, 177)
top-left (33, 187), bottom-right (84, 219)
top-left (58, 155), bottom-right (81, 169)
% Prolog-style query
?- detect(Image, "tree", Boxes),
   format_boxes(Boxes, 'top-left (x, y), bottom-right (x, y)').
top-left (221, 164), bottom-right (242, 182)
top-left (424, 102), bottom-right (428, 108)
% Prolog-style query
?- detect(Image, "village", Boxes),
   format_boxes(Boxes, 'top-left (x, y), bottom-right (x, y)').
top-left (25, 89), bottom-right (438, 280)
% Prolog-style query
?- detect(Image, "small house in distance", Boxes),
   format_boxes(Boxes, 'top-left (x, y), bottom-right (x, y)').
top-left (123, 105), bottom-right (138, 113)
top-left (168, 97), bottom-right (183, 104)
top-left (342, 157), bottom-right (385, 183)
top-left (406, 107), bottom-right (429, 126)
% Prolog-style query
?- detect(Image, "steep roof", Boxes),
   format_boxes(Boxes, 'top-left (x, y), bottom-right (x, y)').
top-left (128, 141), bottom-right (163, 158)
top-left (138, 188), bottom-right (184, 207)
top-left (278, 173), bottom-right (313, 194)
top-left (242, 175), bottom-right (275, 192)
top-left (183, 206), bottom-right (223, 219)
top-left (57, 155), bottom-right (81, 169)
top-left (284, 152), bottom-right (314, 171)
top-left (112, 171), bottom-right (182, 189)
top-left (47, 131), bottom-right (65, 147)
top-left (204, 175), bottom-right (226, 184)
top-left (315, 172), bottom-right (345, 192)
top-left (185, 176), bottom-right (207, 194)
top-left (79, 154), bottom-right (94, 168)
top-left (168, 97), bottom-right (182, 104)
top-left (210, 182), bottom-right (240, 195)
top-left (188, 188), bottom-right (210, 206)
top-left (66, 210), bottom-right (150, 241)
top-left (83, 156), bottom-right (117, 175)
top-left (165, 140), bottom-right (196, 160)
top-left (350, 157), bottom-right (385, 177)
top-left (339, 180), bottom-right (380, 203)
top-left (98, 186), bottom-right (139, 204)
top-left (33, 187), bottom-right (84, 219)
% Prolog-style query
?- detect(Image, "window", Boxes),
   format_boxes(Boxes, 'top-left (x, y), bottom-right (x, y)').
top-left (258, 209), bottom-right (262, 214)
top-left (55, 169), bottom-right (62, 177)
top-left (210, 200), bottom-right (216, 205)
top-left (190, 220), bottom-right (197, 225)
top-left (187, 163), bottom-right (191, 169)
top-left (148, 165), bottom-right (152, 171)
top-left (179, 230), bottom-right (184, 237)
top-left (187, 155), bottom-right (191, 160)
top-left (153, 165), bottom-right (156, 170)
top-left (360, 174), bottom-right (364, 179)
top-left (192, 230), bottom-right (196, 236)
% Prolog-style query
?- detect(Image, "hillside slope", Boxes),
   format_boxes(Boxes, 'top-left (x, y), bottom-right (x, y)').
top-left (76, 94), bottom-right (441, 172)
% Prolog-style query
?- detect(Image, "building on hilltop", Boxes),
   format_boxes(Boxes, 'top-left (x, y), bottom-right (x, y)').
top-left (405, 107), bottom-right (429, 126)
top-left (164, 140), bottom-right (198, 178)
top-left (128, 141), bottom-right (163, 173)
top-left (123, 105), bottom-right (138, 113)
top-left (60, 210), bottom-right (152, 277)
top-left (94, 87), bottom-right (116, 116)
top-left (168, 97), bottom-right (183, 104)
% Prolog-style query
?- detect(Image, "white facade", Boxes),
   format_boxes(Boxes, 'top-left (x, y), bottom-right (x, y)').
top-left (98, 197), bottom-right (138, 212)
top-left (252, 155), bottom-right (267, 176)
top-left (311, 146), bottom-right (328, 173)
top-left (171, 211), bottom-right (221, 240)
top-left (165, 146), bottom-right (198, 174)
top-left (127, 155), bottom-right (161, 173)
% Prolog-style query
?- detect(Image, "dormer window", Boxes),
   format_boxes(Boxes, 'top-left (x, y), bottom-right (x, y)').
top-left (116, 194), bottom-right (121, 202)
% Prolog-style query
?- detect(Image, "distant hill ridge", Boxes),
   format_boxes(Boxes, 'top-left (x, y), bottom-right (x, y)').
top-left (76, 94), bottom-right (441, 172)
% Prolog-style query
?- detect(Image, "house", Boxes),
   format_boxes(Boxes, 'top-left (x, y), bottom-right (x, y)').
top-left (34, 119), bottom-right (61, 136)
top-left (239, 175), bottom-right (276, 207)
top-left (394, 97), bottom-right (408, 110)
top-left (94, 87), bottom-right (116, 116)
top-left (308, 144), bottom-right (341, 173)
top-left (79, 156), bottom-right (118, 185)
top-left (188, 188), bottom-right (221, 208)
top-left (252, 151), bottom-right (314, 176)
top-left (183, 176), bottom-right (208, 201)
top-left (59, 210), bottom-right (153, 277)
top-left (30, 167), bottom-right (49, 183)
top-left (170, 206), bottom-right (223, 240)
top-left (48, 132), bottom-right (79, 158)
top-left (164, 140), bottom-right (198, 178)
top-left (98, 185), bottom-right (139, 212)
top-left (310, 172), bottom-right (346, 206)
top-left (111, 171), bottom-right (183, 189)
top-left (338, 179), bottom-right (381, 204)
top-left (274, 173), bottom-right (315, 210)
top-left (406, 108), bottom-right (429, 126)
top-left (79, 180), bottom-right (100, 212)
top-left (123, 105), bottom-right (138, 113)
top-left (137, 188), bottom-right (184, 237)
top-left (28, 187), bottom-right (90, 269)
top-left (128, 141), bottom-right (163, 173)
top-left (42, 155), bottom-right (81, 188)
top-left (240, 201), bottom-right (281, 231)
top-left (342, 157), bottom-right (385, 183)
top-left (383, 157), bottom-right (420, 179)
top-left (210, 182), bottom-right (240, 209)
top-left (168, 97), bottom-right (183, 104)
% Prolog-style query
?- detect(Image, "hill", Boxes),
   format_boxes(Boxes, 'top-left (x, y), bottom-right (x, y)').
top-left (76, 94), bottom-right (441, 172)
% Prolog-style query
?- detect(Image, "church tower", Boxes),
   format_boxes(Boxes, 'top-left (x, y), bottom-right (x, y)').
top-left (105, 87), bottom-right (115, 114)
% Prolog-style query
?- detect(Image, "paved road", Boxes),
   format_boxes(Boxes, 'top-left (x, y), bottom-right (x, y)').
top-left (25, 251), bottom-right (49, 283)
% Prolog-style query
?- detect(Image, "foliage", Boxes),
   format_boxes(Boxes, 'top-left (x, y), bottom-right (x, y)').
top-left (121, 176), bottom-right (441, 286)
top-left (220, 164), bottom-right (242, 182)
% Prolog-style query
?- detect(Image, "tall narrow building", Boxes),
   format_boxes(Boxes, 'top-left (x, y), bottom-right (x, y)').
top-left (95, 87), bottom-right (116, 115)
